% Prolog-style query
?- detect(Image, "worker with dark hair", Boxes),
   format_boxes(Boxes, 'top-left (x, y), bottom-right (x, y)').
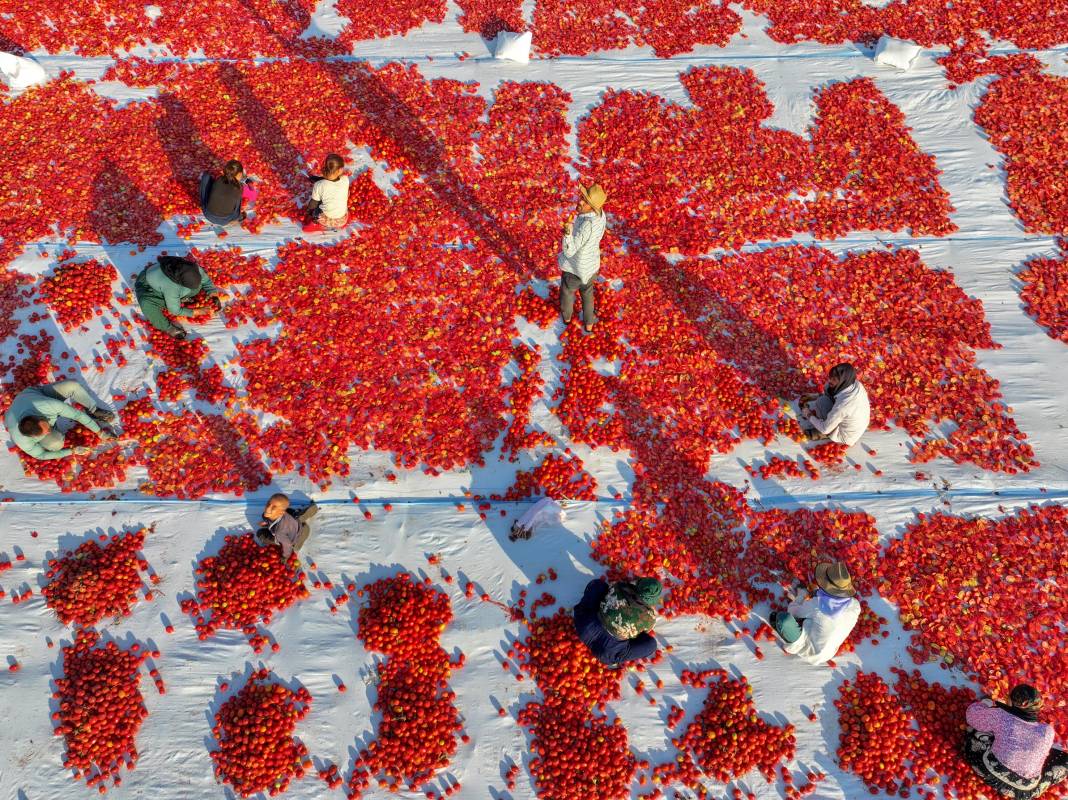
top-left (4, 379), bottom-right (115, 460)
top-left (965, 685), bottom-right (1068, 799)
top-left (256, 493), bottom-right (319, 559)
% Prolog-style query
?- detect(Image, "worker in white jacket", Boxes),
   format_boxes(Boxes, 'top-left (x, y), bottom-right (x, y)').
top-left (799, 362), bottom-right (870, 446)
top-left (559, 183), bottom-right (607, 333)
top-left (770, 560), bottom-right (861, 665)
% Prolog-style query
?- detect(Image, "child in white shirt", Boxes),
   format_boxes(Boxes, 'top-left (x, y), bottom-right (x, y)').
top-left (303, 153), bottom-right (350, 233)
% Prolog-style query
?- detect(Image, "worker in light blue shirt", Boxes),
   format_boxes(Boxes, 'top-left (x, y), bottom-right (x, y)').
top-left (4, 380), bottom-right (115, 460)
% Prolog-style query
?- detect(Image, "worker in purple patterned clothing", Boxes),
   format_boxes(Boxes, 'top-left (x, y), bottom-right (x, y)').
top-left (964, 684), bottom-right (1067, 799)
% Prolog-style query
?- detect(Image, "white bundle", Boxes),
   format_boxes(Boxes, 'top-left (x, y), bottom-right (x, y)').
top-left (873, 36), bottom-right (922, 71)
top-left (509, 497), bottom-right (564, 540)
top-left (0, 52), bottom-right (48, 90)
top-left (493, 30), bottom-right (533, 65)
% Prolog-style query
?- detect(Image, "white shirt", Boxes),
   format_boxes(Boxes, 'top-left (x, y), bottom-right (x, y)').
top-left (811, 381), bottom-right (871, 446)
top-left (560, 211), bottom-right (607, 284)
top-left (781, 593), bottom-right (861, 664)
top-left (311, 175), bottom-right (350, 219)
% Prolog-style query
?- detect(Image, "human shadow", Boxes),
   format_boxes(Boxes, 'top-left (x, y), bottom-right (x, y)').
top-left (616, 220), bottom-right (810, 402)
top-left (215, 63), bottom-right (307, 218)
top-left (322, 61), bottom-right (536, 278)
top-left (87, 159), bottom-right (164, 248)
top-left (154, 92), bottom-right (221, 208)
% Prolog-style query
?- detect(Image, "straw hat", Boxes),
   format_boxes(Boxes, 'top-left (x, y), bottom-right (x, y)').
top-left (814, 561), bottom-right (856, 598)
top-left (579, 183), bottom-right (607, 214)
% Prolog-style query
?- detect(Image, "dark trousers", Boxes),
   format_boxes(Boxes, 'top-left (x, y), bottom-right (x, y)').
top-left (560, 271), bottom-right (596, 327)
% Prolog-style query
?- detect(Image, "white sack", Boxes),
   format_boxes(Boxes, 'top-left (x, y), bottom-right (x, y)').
top-left (873, 36), bottom-right (922, 71)
top-left (510, 497), bottom-right (564, 540)
top-left (0, 52), bottom-right (48, 90)
top-left (493, 30), bottom-right (532, 65)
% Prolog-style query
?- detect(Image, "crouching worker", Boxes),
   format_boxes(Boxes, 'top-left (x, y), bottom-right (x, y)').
top-left (770, 560), bottom-right (860, 665)
top-left (134, 255), bottom-right (219, 340)
top-left (199, 159), bottom-right (257, 226)
top-left (964, 685), bottom-right (1068, 800)
top-left (255, 493), bottom-right (319, 559)
top-left (573, 577), bottom-right (661, 668)
top-left (302, 154), bottom-right (349, 233)
top-left (798, 362), bottom-right (870, 445)
top-left (4, 379), bottom-right (116, 460)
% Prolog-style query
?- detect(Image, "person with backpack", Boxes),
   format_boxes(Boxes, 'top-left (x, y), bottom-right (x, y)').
top-left (964, 685), bottom-right (1068, 799)
top-left (573, 576), bottom-right (661, 667)
top-left (134, 254), bottom-right (219, 339)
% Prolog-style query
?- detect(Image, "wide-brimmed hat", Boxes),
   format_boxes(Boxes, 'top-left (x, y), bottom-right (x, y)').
top-left (579, 183), bottom-right (607, 214)
top-left (815, 561), bottom-right (856, 598)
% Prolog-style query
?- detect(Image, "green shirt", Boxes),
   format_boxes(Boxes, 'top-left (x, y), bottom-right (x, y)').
top-left (139, 262), bottom-right (217, 317)
top-left (4, 387), bottom-right (100, 460)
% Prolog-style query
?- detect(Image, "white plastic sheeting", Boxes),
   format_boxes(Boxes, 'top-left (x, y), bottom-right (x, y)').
top-left (1, 5), bottom-right (1067, 800)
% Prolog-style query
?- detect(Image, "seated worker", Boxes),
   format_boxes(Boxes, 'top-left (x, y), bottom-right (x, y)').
top-left (199, 159), bottom-right (257, 226)
top-left (134, 255), bottom-right (219, 339)
top-left (798, 362), bottom-right (871, 446)
top-left (4, 379), bottom-right (115, 460)
top-left (964, 685), bottom-right (1068, 800)
top-left (302, 153), bottom-right (349, 233)
top-left (255, 493), bottom-right (319, 559)
top-left (770, 560), bottom-right (861, 665)
top-left (573, 577), bottom-right (661, 668)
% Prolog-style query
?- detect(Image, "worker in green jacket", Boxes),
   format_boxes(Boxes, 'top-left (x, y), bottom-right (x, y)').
top-left (134, 255), bottom-right (219, 339)
top-left (4, 379), bottom-right (116, 460)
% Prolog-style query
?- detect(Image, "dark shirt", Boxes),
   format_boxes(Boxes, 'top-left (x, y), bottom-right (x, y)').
top-left (260, 509), bottom-right (302, 557)
top-left (205, 179), bottom-right (242, 218)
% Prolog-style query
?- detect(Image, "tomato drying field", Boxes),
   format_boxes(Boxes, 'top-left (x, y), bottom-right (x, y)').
top-left (1, 2), bottom-right (1067, 799)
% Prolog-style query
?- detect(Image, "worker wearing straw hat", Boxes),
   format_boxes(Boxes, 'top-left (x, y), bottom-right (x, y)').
top-left (559, 183), bottom-right (607, 334)
top-left (770, 560), bottom-right (861, 665)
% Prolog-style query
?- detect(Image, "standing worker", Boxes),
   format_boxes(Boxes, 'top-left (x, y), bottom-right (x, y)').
top-left (559, 183), bottom-right (607, 334)
top-left (134, 255), bottom-right (219, 339)
top-left (4, 379), bottom-right (115, 460)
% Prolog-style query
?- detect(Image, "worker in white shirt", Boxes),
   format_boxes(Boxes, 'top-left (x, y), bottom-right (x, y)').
top-left (799, 362), bottom-right (871, 446)
top-left (770, 560), bottom-right (861, 665)
top-left (559, 183), bottom-right (607, 334)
